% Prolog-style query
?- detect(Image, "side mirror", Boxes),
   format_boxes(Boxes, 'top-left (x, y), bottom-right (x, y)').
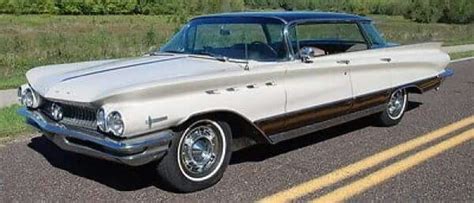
top-left (300, 47), bottom-right (315, 63)
top-left (299, 47), bottom-right (325, 63)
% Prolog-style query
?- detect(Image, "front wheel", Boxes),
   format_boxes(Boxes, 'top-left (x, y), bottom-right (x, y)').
top-left (376, 89), bottom-right (408, 126)
top-left (156, 119), bottom-right (232, 192)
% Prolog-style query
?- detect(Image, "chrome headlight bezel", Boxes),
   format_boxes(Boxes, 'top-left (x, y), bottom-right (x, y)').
top-left (22, 88), bottom-right (34, 107)
top-left (96, 109), bottom-right (125, 137)
top-left (106, 111), bottom-right (124, 136)
top-left (19, 85), bottom-right (42, 109)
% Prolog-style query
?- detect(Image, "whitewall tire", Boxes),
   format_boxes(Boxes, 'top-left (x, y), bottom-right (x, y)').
top-left (156, 119), bottom-right (232, 192)
top-left (376, 89), bottom-right (408, 126)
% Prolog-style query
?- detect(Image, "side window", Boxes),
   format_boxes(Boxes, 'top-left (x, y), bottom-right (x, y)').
top-left (265, 23), bottom-right (284, 43)
top-left (264, 23), bottom-right (287, 58)
top-left (289, 22), bottom-right (369, 56)
top-left (296, 23), bottom-right (365, 41)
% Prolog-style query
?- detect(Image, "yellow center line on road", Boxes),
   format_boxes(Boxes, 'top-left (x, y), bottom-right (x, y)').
top-left (311, 128), bottom-right (474, 203)
top-left (258, 116), bottom-right (474, 203)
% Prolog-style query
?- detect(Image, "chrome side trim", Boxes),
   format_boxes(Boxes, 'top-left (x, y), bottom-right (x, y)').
top-left (18, 107), bottom-right (173, 166)
top-left (265, 81), bottom-right (276, 86)
top-left (146, 115), bottom-right (168, 129)
top-left (61, 57), bottom-right (186, 82)
top-left (205, 89), bottom-right (220, 94)
top-left (205, 81), bottom-right (276, 95)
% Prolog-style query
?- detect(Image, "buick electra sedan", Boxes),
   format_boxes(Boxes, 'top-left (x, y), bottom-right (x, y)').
top-left (18, 12), bottom-right (453, 192)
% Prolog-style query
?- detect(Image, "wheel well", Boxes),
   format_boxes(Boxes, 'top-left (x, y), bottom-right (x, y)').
top-left (176, 111), bottom-right (270, 151)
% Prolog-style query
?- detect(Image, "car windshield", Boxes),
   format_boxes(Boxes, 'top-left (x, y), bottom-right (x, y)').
top-left (360, 22), bottom-right (386, 47)
top-left (160, 17), bottom-right (288, 61)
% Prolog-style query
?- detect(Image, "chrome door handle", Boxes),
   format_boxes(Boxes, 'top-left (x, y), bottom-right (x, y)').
top-left (381, 58), bottom-right (392, 62)
top-left (337, 60), bottom-right (350, 64)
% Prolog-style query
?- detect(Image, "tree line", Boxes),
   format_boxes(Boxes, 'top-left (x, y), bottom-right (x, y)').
top-left (0, 0), bottom-right (472, 24)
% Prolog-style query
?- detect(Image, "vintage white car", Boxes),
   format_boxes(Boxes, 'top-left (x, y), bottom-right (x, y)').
top-left (18, 12), bottom-right (453, 192)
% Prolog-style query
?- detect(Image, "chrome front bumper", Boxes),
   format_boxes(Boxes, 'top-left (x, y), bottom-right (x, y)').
top-left (18, 107), bottom-right (173, 166)
top-left (438, 68), bottom-right (454, 79)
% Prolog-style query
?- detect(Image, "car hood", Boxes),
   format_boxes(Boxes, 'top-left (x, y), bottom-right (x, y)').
top-left (27, 55), bottom-right (240, 103)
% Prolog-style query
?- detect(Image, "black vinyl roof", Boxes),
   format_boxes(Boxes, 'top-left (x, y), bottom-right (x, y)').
top-left (193, 11), bottom-right (371, 24)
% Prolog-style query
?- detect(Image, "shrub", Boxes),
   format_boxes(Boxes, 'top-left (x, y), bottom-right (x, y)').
top-left (403, 0), bottom-right (474, 24)
top-left (404, 0), bottom-right (444, 23)
top-left (440, 0), bottom-right (474, 24)
top-left (0, 0), bottom-right (471, 24)
top-left (0, 0), bottom-right (55, 14)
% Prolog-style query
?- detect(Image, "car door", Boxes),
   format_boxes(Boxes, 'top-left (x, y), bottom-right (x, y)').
top-left (282, 22), bottom-right (354, 133)
top-left (342, 22), bottom-right (393, 112)
top-left (342, 50), bottom-right (393, 112)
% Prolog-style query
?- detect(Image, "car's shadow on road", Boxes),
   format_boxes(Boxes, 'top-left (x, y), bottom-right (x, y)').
top-left (28, 136), bottom-right (165, 191)
top-left (27, 137), bottom-right (159, 191)
top-left (27, 101), bottom-right (421, 192)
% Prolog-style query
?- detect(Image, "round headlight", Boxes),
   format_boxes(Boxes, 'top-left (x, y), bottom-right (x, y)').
top-left (20, 86), bottom-right (42, 109)
top-left (22, 88), bottom-right (35, 108)
top-left (96, 108), bottom-right (106, 132)
top-left (106, 111), bottom-right (124, 136)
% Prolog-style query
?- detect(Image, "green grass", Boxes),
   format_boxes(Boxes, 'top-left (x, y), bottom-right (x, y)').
top-left (0, 14), bottom-right (177, 90)
top-left (370, 15), bottom-right (474, 46)
top-left (449, 50), bottom-right (474, 60)
top-left (0, 104), bottom-right (34, 141)
top-left (0, 14), bottom-right (473, 90)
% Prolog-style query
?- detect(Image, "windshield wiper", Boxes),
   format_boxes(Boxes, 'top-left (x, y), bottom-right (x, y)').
top-left (193, 51), bottom-right (228, 62)
top-left (156, 50), bottom-right (228, 62)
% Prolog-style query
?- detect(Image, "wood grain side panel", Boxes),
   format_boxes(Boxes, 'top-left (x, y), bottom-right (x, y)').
top-left (254, 76), bottom-right (440, 139)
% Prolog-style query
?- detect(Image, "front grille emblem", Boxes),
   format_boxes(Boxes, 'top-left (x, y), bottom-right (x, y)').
top-left (50, 103), bottom-right (63, 121)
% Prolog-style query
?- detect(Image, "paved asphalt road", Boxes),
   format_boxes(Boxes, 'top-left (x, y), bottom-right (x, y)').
top-left (1, 60), bottom-right (473, 202)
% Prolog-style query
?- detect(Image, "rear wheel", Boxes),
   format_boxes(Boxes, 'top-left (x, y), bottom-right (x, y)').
top-left (376, 89), bottom-right (408, 126)
top-left (156, 119), bottom-right (232, 192)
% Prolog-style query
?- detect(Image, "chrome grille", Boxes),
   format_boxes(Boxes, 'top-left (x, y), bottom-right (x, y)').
top-left (40, 99), bottom-right (97, 130)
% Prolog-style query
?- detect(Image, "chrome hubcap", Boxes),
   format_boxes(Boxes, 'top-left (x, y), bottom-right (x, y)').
top-left (178, 121), bottom-right (224, 181)
top-left (388, 89), bottom-right (406, 119)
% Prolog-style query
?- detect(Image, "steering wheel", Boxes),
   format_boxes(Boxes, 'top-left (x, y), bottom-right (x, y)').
top-left (250, 41), bottom-right (278, 58)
